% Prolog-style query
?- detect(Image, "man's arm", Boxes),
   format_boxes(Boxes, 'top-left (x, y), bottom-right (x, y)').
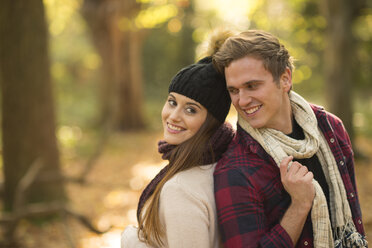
top-left (214, 164), bottom-right (293, 248)
top-left (214, 156), bottom-right (315, 248)
top-left (279, 156), bottom-right (315, 245)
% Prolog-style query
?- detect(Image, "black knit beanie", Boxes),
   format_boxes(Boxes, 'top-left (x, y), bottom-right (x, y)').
top-left (168, 56), bottom-right (231, 123)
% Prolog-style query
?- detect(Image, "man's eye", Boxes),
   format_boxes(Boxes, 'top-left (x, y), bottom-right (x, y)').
top-left (228, 88), bottom-right (238, 95)
top-left (247, 83), bottom-right (258, 89)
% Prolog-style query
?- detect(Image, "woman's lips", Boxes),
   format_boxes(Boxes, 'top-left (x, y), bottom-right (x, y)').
top-left (166, 123), bottom-right (185, 133)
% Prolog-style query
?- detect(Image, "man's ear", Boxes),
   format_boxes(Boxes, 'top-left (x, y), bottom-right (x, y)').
top-left (281, 68), bottom-right (292, 92)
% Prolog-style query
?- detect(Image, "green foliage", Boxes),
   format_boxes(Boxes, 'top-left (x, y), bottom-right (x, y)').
top-left (144, 98), bottom-right (164, 131)
top-left (248, 0), bottom-right (326, 97)
top-left (354, 96), bottom-right (372, 137)
top-left (42, 0), bottom-right (101, 163)
top-left (46, 1), bottom-right (99, 129)
top-left (142, 27), bottom-right (196, 99)
top-left (43, 0), bottom-right (372, 139)
top-left (353, 11), bottom-right (372, 91)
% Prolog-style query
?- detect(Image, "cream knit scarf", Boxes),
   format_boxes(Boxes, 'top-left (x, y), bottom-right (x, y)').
top-left (238, 91), bottom-right (367, 248)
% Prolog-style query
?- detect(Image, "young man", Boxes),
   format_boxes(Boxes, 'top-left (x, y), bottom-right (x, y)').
top-left (212, 30), bottom-right (367, 248)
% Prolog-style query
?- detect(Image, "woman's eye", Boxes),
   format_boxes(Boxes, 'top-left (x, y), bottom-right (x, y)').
top-left (185, 107), bottom-right (196, 114)
top-left (168, 99), bottom-right (177, 106)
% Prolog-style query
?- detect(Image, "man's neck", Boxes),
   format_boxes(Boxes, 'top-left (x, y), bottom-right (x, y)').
top-left (278, 118), bottom-right (293, 135)
top-left (268, 103), bottom-right (293, 134)
top-left (287, 117), bottom-right (305, 140)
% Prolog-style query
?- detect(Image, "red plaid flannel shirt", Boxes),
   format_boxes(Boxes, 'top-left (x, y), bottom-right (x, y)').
top-left (214, 104), bottom-right (366, 248)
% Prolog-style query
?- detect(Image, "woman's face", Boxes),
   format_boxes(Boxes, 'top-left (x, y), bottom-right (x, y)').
top-left (161, 92), bottom-right (207, 145)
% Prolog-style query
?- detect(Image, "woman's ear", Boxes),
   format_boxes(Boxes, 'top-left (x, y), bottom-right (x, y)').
top-left (280, 68), bottom-right (292, 92)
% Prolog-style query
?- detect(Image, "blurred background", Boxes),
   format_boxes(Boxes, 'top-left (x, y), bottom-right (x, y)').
top-left (0, 0), bottom-right (371, 247)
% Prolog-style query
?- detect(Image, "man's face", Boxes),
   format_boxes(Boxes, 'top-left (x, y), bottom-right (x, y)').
top-left (225, 56), bottom-right (292, 132)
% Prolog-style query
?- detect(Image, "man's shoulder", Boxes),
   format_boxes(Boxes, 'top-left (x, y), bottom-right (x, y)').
top-left (310, 103), bottom-right (345, 130)
top-left (215, 136), bottom-right (246, 171)
top-left (214, 130), bottom-right (270, 176)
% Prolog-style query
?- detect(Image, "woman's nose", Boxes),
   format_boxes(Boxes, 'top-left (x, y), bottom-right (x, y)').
top-left (169, 108), bottom-right (181, 121)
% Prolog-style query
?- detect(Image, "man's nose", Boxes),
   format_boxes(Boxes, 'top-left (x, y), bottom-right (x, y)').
top-left (238, 90), bottom-right (252, 108)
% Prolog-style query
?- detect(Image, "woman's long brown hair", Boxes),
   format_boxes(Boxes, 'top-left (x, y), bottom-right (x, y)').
top-left (137, 112), bottom-right (221, 246)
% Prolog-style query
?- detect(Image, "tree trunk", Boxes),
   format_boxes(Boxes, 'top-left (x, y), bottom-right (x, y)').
top-left (0, 0), bottom-right (66, 210)
top-left (320, 0), bottom-right (365, 144)
top-left (116, 30), bottom-right (145, 130)
top-left (82, 0), bottom-right (145, 131)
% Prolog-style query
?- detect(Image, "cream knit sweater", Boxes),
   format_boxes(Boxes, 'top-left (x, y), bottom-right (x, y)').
top-left (121, 163), bottom-right (222, 248)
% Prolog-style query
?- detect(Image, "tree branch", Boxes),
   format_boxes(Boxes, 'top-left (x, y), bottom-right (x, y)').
top-left (13, 158), bottom-right (44, 210)
top-left (0, 201), bottom-right (111, 234)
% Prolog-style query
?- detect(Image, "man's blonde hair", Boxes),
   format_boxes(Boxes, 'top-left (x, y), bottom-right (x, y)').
top-left (212, 30), bottom-right (294, 82)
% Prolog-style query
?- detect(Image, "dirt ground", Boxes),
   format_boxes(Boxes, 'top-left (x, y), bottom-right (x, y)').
top-left (4, 130), bottom-right (372, 248)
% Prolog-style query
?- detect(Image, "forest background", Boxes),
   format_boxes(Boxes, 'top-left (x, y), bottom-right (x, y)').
top-left (0, 0), bottom-right (372, 247)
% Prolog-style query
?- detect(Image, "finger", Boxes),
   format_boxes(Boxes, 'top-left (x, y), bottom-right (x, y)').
top-left (280, 156), bottom-right (293, 179)
top-left (287, 161), bottom-right (301, 175)
top-left (303, 171), bottom-right (314, 182)
top-left (297, 165), bottom-right (309, 176)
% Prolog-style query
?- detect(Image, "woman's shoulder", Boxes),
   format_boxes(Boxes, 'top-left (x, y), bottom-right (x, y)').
top-left (161, 163), bottom-right (216, 199)
top-left (167, 163), bottom-right (216, 185)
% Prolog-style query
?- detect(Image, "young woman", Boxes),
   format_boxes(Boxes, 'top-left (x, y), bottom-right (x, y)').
top-left (121, 56), bottom-right (234, 248)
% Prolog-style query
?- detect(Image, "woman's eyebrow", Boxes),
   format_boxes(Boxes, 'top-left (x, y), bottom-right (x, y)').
top-left (186, 102), bottom-right (202, 110)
